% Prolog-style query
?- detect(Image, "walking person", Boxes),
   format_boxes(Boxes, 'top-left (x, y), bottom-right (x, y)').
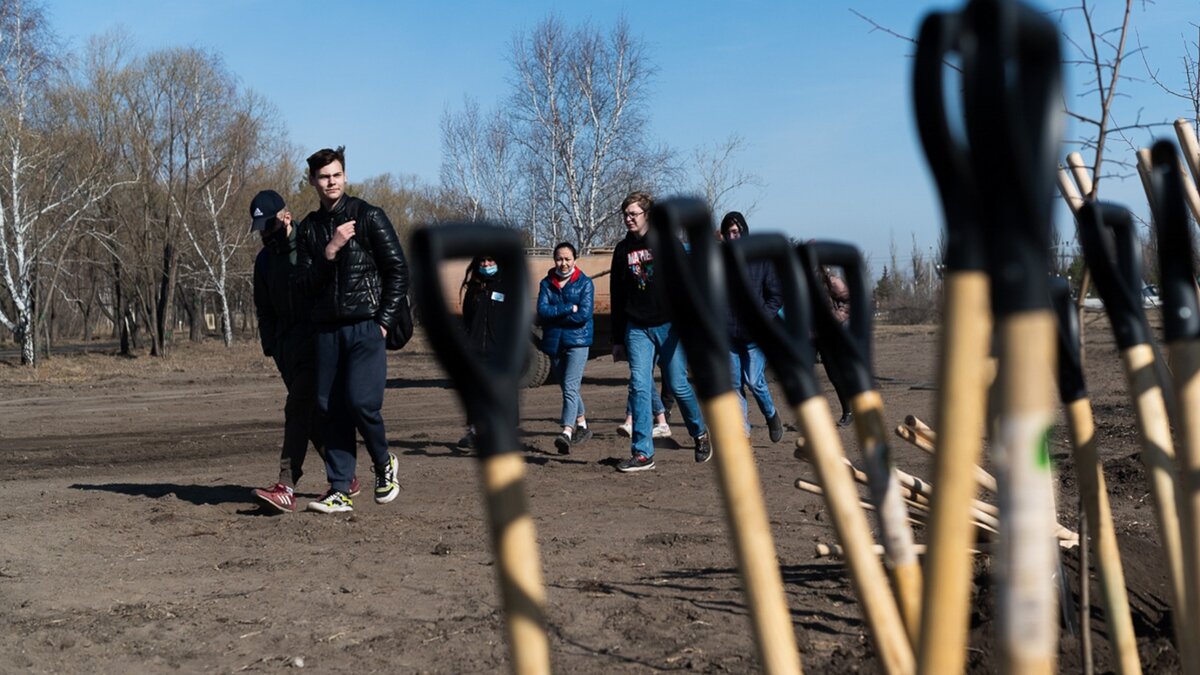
top-left (293, 147), bottom-right (406, 513)
top-left (457, 254), bottom-right (522, 449)
top-left (610, 191), bottom-right (710, 472)
top-left (818, 265), bottom-right (854, 427)
top-left (537, 242), bottom-right (595, 454)
top-left (248, 190), bottom-right (358, 512)
top-left (719, 212), bottom-right (785, 442)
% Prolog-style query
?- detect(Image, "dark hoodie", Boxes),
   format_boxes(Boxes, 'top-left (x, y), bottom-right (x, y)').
top-left (720, 212), bottom-right (783, 345)
top-left (610, 231), bottom-right (672, 345)
top-left (254, 227), bottom-right (312, 357)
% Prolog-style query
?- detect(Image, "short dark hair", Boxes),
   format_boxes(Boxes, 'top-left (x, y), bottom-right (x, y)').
top-left (720, 211), bottom-right (748, 238)
top-left (553, 242), bottom-right (577, 258)
top-left (306, 146), bottom-right (346, 177)
top-left (621, 191), bottom-right (653, 214)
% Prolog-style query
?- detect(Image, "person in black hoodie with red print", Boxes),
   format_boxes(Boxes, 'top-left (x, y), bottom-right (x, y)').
top-left (609, 191), bottom-right (710, 472)
top-left (456, 254), bottom-right (519, 449)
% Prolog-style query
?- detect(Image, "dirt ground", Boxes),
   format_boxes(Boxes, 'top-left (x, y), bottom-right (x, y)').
top-left (0, 318), bottom-right (1184, 673)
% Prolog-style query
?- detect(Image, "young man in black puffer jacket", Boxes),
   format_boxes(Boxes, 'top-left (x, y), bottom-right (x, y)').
top-left (293, 147), bottom-right (408, 514)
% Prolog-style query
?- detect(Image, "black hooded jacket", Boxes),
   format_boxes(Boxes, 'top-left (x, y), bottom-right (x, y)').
top-left (253, 227), bottom-right (311, 356)
top-left (293, 195), bottom-right (409, 328)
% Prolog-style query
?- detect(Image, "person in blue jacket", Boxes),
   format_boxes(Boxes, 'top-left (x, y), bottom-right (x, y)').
top-left (537, 242), bottom-right (595, 454)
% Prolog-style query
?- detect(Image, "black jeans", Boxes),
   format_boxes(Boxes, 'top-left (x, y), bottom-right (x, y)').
top-left (273, 327), bottom-right (325, 487)
top-left (314, 320), bottom-right (390, 494)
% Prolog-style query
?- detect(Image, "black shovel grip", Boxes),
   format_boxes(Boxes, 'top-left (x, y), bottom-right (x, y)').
top-left (914, 10), bottom-right (985, 272)
top-left (1050, 275), bottom-right (1086, 403)
top-left (799, 241), bottom-right (874, 396)
top-left (1077, 202), bottom-right (1151, 350)
top-left (648, 197), bottom-right (732, 400)
top-left (724, 234), bottom-right (820, 404)
top-left (963, 0), bottom-right (1063, 315)
top-left (411, 224), bottom-right (531, 460)
top-left (1149, 140), bottom-right (1200, 342)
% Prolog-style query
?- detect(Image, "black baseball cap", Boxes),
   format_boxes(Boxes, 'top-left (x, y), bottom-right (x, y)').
top-left (249, 190), bottom-right (286, 231)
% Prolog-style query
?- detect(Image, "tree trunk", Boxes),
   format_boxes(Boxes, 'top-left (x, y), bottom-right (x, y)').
top-left (188, 291), bottom-right (204, 342)
top-left (154, 242), bottom-right (177, 357)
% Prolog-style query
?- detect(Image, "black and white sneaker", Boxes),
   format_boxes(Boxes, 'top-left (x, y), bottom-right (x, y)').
top-left (694, 434), bottom-right (713, 463)
top-left (572, 426), bottom-right (593, 445)
top-left (308, 490), bottom-right (353, 514)
top-left (373, 452), bottom-right (400, 504)
top-left (554, 432), bottom-right (572, 455)
top-left (617, 453), bottom-right (656, 473)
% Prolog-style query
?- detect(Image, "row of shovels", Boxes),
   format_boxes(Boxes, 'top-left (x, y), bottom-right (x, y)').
top-left (403, 0), bottom-right (1200, 673)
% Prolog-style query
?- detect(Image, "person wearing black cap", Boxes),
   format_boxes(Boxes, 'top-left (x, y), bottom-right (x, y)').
top-left (719, 211), bottom-right (785, 443)
top-left (292, 147), bottom-right (407, 514)
top-left (248, 190), bottom-right (358, 512)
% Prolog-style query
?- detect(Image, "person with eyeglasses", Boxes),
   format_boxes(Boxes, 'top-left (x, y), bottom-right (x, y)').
top-left (609, 191), bottom-right (710, 472)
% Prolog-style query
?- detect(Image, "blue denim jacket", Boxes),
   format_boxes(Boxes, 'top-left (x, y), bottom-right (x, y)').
top-left (537, 270), bottom-right (594, 354)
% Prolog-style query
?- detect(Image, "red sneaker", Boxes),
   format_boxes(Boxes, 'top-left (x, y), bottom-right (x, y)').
top-left (252, 483), bottom-right (297, 513)
top-left (348, 476), bottom-right (361, 497)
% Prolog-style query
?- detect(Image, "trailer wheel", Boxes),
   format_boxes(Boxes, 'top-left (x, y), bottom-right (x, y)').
top-left (520, 342), bottom-right (551, 388)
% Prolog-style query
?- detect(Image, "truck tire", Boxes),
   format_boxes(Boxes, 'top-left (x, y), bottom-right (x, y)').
top-left (520, 342), bottom-right (552, 388)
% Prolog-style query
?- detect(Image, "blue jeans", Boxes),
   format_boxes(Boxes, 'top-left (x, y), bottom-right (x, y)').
top-left (626, 322), bottom-right (706, 457)
top-left (730, 342), bottom-right (776, 434)
top-left (552, 346), bottom-right (588, 428)
top-left (314, 320), bottom-right (390, 494)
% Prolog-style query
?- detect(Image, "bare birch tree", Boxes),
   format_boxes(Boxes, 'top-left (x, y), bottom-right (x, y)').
top-left (692, 134), bottom-right (765, 218)
top-left (0, 0), bottom-right (130, 365)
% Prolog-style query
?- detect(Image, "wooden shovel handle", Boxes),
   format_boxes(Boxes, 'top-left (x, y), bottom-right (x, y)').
top-left (703, 392), bottom-right (803, 675)
top-left (1064, 398), bottom-right (1142, 675)
top-left (1121, 343), bottom-right (1189, 652)
top-left (915, 270), bottom-right (992, 675)
top-left (795, 397), bottom-right (915, 675)
top-left (849, 391), bottom-right (922, 642)
top-left (481, 453), bottom-right (550, 675)
top-left (1167, 341), bottom-right (1200, 674)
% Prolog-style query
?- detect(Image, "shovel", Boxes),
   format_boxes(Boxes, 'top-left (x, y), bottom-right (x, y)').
top-left (1050, 276), bottom-right (1141, 675)
top-left (960, 1), bottom-right (1065, 671)
top-left (648, 197), bottom-right (802, 675)
top-left (1148, 138), bottom-right (1200, 674)
top-left (411, 223), bottom-right (549, 675)
top-left (724, 232), bottom-right (914, 675)
top-left (796, 240), bottom-right (922, 644)
top-left (1076, 200), bottom-right (1190, 670)
top-left (911, 10), bottom-right (995, 674)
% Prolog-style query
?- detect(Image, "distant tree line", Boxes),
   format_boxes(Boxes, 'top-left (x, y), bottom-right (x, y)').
top-left (0, 3), bottom-right (761, 365)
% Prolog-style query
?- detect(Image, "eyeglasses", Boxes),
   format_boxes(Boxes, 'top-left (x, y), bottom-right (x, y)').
top-left (623, 210), bottom-right (645, 219)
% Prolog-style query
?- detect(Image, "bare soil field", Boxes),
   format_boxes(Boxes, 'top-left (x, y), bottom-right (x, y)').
top-left (0, 319), bottom-right (1183, 673)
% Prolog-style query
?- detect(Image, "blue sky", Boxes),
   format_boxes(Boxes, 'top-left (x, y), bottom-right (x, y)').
top-left (45, 1), bottom-right (1198, 274)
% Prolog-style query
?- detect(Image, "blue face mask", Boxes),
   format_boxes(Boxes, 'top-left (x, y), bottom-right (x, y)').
top-left (479, 264), bottom-right (498, 277)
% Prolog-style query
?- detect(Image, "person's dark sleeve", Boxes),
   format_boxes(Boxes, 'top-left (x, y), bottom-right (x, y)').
top-left (760, 263), bottom-right (784, 318)
top-left (253, 252), bottom-right (276, 356)
top-left (291, 220), bottom-right (335, 298)
top-left (365, 207), bottom-right (408, 330)
top-left (610, 246), bottom-right (627, 346)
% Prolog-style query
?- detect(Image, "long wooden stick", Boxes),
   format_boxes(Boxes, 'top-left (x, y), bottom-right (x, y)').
top-left (482, 453), bottom-right (551, 675)
top-left (1064, 398), bottom-right (1141, 675)
top-left (994, 312), bottom-right (1061, 675)
top-left (850, 391), bottom-right (923, 642)
top-left (1121, 343), bottom-right (1189, 655)
top-left (897, 419), bottom-right (999, 493)
top-left (795, 397), bottom-right (915, 675)
top-left (1174, 118), bottom-right (1200, 188)
top-left (703, 392), bottom-right (804, 675)
top-left (1166, 342), bottom-right (1200, 675)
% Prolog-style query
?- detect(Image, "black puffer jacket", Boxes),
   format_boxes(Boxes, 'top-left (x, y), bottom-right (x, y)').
top-left (295, 196), bottom-right (409, 327)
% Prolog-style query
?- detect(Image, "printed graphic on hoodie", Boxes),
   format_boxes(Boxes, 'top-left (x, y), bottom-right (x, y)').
top-left (626, 248), bottom-right (654, 290)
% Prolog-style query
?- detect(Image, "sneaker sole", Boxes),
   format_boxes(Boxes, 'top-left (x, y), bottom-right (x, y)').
top-left (307, 503), bottom-right (353, 514)
top-left (375, 484), bottom-right (400, 504)
top-left (651, 429), bottom-right (672, 439)
top-left (554, 436), bottom-right (571, 454)
top-left (617, 460), bottom-right (656, 473)
top-left (695, 452), bottom-right (712, 464)
top-left (617, 427), bottom-right (632, 438)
